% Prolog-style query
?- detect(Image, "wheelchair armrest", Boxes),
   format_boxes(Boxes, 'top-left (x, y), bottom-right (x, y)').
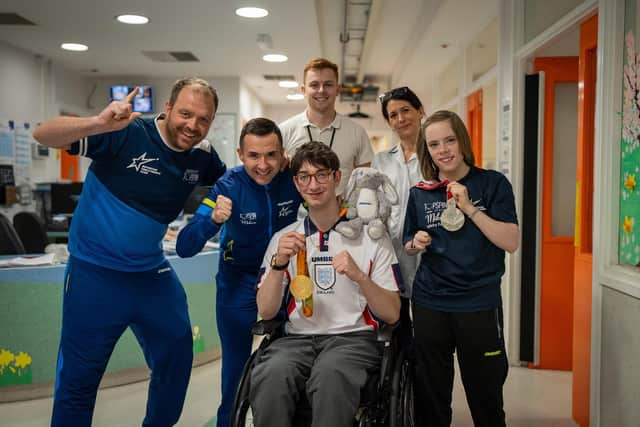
top-left (377, 322), bottom-right (398, 342)
top-left (252, 318), bottom-right (285, 336)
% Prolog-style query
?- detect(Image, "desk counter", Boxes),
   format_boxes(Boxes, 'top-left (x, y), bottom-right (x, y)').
top-left (0, 251), bottom-right (220, 401)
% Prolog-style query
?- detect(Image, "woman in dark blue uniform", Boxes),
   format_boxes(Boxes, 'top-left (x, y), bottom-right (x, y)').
top-left (403, 110), bottom-right (520, 427)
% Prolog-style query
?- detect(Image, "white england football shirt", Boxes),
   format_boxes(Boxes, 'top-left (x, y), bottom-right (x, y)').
top-left (257, 216), bottom-right (402, 335)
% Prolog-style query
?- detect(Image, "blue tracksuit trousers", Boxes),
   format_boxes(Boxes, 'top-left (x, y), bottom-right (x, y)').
top-left (51, 256), bottom-right (193, 427)
top-left (215, 269), bottom-right (258, 427)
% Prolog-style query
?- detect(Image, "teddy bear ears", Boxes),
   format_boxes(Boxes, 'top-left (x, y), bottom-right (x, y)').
top-left (344, 167), bottom-right (394, 201)
top-left (347, 167), bottom-right (399, 205)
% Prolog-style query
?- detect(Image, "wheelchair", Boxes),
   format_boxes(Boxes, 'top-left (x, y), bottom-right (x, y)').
top-left (230, 303), bottom-right (414, 427)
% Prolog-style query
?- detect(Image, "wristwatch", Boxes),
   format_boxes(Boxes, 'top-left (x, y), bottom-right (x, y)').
top-left (270, 253), bottom-right (289, 271)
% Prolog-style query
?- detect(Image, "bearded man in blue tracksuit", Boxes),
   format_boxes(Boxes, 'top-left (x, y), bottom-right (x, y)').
top-left (176, 117), bottom-right (302, 427)
top-left (33, 78), bottom-right (227, 427)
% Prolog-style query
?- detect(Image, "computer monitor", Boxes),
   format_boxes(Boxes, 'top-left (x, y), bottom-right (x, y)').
top-left (110, 85), bottom-right (154, 113)
top-left (50, 183), bottom-right (83, 215)
top-left (183, 186), bottom-right (211, 215)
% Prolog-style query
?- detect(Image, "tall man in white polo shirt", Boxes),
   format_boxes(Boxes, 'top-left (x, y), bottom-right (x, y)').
top-left (249, 142), bottom-right (401, 426)
top-left (279, 57), bottom-right (374, 195)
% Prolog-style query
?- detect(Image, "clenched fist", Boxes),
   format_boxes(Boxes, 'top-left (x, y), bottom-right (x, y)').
top-left (212, 195), bottom-right (232, 224)
top-left (411, 230), bottom-right (432, 251)
top-left (332, 250), bottom-right (366, 283)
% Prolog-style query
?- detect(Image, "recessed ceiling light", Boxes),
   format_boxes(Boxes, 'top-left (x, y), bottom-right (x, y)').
top-left (235, 7), bottom-right (269, 18)
top-left (279, 80), bottom-right (298, 88)
top-left (263, 54), bottom-right (288, 63)
top-left (61, 43), bottom-right (88, 52)
top-left (116, 14), bottom-right (149, 25)
top-left (287, 94), bottom-right (304, 100)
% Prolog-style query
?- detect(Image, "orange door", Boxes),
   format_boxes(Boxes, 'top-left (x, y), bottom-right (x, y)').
top-left (59, 114), bottom-right (81, 182)
top-left (466, 90), bottom-right (483, 166)
top-left (60, 149), bottom-right (80, 182)
top-left (533, 56), bottom-right (578, 371)
top-left (572, 14), bottom-right (597, 427)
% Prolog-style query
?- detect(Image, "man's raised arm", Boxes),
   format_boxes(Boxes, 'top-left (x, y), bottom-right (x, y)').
top-left (33, 87), bottom-right (142, 148)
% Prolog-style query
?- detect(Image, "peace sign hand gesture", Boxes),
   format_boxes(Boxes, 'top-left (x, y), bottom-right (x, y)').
top-left (97, 86), bottom-right (143, 132)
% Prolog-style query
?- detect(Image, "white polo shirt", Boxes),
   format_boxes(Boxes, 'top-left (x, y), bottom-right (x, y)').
top-left (257, 216), bottom-right (401, 335)
top-left (280, 111), bottom-right (374, 195)
top-left (371, 144), bottom-right (423, 296)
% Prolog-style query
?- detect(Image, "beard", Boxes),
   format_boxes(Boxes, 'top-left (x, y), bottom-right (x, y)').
top-left (164, 116), bottom-right (200, 150)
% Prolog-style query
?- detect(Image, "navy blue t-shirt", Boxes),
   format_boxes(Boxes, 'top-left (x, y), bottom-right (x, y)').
top-left (403, 167), bottom-right (518, 311)
top-left (66, 116), bottom-right (226, 271)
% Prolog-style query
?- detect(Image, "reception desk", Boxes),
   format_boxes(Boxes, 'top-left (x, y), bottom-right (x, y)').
top-left (0, 251), bottom-right (220, 402)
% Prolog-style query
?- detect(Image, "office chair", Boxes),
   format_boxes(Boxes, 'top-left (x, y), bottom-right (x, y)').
top-left (13, 211), bottom-right (49, 254)
top-left (0, 213), bottom-right (26, 255)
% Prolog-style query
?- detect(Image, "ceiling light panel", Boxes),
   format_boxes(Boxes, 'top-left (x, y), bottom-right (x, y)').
top-left (61, 43), bottom-right (88, 51)
top-left (279, 80), bottom-right (298, 88)
top-left (263, 54), bottom-right (288, 63)
top-left (116, 14), bottom-right (149, 25)
top-left (236, 7), bottom-right (269, 18)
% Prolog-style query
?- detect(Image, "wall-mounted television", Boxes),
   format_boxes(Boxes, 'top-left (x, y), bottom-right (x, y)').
top-left (110, 85), bottom-right (154, 113)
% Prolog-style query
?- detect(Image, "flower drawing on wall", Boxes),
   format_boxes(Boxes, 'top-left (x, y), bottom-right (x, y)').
top-left (0, 348), bottom-right (33, 386)
top-left (192, 325), bottom-right (205, 354)
top-left (621, 31), bottom-right (640, 266)
top-left (624, 173), bottom-right (636, 192)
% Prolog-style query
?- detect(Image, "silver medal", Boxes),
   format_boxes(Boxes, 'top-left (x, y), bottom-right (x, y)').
top-left (440, 196), bottom-right (465, 231)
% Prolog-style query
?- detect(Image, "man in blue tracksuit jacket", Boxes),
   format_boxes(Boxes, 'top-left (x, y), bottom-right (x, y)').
top-left (33, 78), bottom-right (227, 427)
top-left (176, 117), bottom-right (301, 427)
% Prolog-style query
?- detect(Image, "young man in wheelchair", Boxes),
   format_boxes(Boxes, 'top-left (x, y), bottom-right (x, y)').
top-left (251, 141), bottom-right (402, 427)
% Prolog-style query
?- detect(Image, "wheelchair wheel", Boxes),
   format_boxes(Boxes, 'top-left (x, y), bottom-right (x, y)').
top-left (234, 400), bottom-right (254, 427)
top-left (389, 347), bottom-right (414, 427)
top-left (231, 350), bottom-right (261, 427)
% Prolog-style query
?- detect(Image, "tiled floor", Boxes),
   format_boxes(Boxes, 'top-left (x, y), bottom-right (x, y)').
top-left (0, 358), bottom-right (576, 427)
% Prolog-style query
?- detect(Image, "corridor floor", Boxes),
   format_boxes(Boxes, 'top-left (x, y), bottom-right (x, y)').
top-left (0, 358), bottom-right (577, 426)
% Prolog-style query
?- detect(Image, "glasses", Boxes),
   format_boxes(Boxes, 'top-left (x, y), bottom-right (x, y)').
top-left (295, 169), bottom-right (335, 185)
top-left (379, 86), bottom-right (409, 103)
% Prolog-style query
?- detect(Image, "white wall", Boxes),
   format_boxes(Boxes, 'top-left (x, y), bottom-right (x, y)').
top-left (523, 0), bottom-right (585, 43)
top-left (0, 42), bottom-right (44, 123)
top-left (1, 41), bottom-right (98, 184)
top-left (239, 82), bottom-right (264, 124)
top-left (0, 42), bottom-right (97, 219)
top-left (264, 104), bottom-right (305, 125)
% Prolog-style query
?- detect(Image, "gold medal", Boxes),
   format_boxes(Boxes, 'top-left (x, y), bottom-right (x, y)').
top-left (290, 243), bottom-right (314, 316)
top-left (290, 275), bottom-right (313, 299)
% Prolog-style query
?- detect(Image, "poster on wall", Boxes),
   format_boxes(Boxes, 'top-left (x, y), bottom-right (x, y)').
top-left (620, 30), bottom-right (640, 266)
top-left (499, 98), bottom-right (512, 181)
top-left (0, 118), bottom-right (14, 164)
top-left (13, 122), bottom-right (33, 185)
